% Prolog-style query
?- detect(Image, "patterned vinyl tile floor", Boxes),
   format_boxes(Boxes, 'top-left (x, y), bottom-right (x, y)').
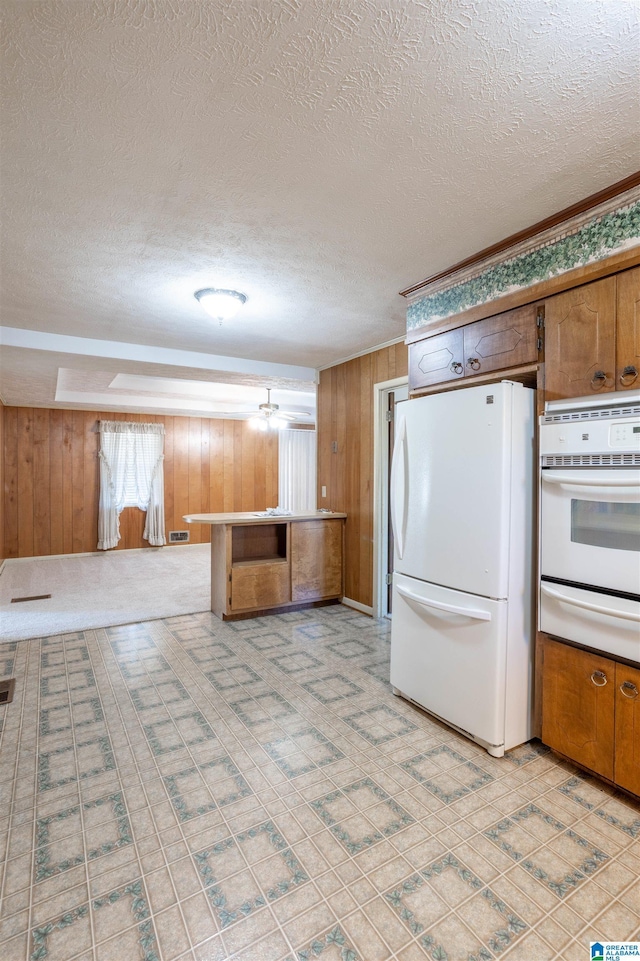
top-left (0, 606), bottom-right (638, 961)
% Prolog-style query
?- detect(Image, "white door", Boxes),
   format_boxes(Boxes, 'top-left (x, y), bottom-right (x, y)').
top-left (391, 382), bottom-right (523, 598)
top-left (390, 573), bottom-right (509, 753)
top-left (540, 469), bottom-right (640, 596)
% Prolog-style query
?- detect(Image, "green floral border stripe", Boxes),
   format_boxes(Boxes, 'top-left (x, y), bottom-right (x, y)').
top-left (407, 201), bottom-right (640, 331)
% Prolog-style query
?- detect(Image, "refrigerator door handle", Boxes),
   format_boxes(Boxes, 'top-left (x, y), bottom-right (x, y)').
top-left (390, 415), bottom-right (408, 560)
top-left (396, 584), bottom-right (493, 621)
top-left (541, 583), bottom-right (640, 622)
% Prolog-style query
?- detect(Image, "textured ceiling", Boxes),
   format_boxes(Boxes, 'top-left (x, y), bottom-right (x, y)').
top-left (1, 0), bottom-right (640, 413)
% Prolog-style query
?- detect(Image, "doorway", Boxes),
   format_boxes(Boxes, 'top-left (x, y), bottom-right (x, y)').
top-left (372, 377), bottom-right (409, 619)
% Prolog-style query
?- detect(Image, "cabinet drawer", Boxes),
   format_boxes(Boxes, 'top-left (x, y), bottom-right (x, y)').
top-left (231, 561), bottom-right (290, 611)
top-left (409, 328), bottom-right (464, 390)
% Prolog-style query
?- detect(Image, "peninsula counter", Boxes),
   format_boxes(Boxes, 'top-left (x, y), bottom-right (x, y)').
top-left (183, 512), bottom-right (346, 620)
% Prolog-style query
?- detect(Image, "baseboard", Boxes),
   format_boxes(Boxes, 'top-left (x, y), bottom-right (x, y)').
top-left (2, 543), bottom-right (206, 564)
top-left (341, 597), bottom-right (374, 617)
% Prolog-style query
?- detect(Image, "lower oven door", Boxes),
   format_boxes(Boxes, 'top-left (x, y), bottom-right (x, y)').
top-left (540, 468), bottom-right (640, 596)
top-left (540, 581), bottom-right (640, 662)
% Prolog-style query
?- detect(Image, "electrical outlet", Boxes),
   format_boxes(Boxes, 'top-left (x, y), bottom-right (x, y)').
top-left (321, 486), bottom-right (327, 498)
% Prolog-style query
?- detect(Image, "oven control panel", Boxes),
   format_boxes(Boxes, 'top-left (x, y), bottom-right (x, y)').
top-left (610, 422), bottom-right (640, 448)
top-left (541, 418), bottom-right (640, 455)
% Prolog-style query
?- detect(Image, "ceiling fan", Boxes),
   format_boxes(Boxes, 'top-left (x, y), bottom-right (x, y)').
top-left (249, 389), bottom-right (310, 430)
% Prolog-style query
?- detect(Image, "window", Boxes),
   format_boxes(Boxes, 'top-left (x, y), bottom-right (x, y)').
top-left (97, 421), bottom-right (166, 550)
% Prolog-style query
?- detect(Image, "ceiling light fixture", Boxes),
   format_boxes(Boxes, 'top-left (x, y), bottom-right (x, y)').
top-left (194, 288), bottom-right (247, 322)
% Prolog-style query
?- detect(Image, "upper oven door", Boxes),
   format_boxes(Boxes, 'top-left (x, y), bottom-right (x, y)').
top-left (540, 468), bottom-right (640, 596)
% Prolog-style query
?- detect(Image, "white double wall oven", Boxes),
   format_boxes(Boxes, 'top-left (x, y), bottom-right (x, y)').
top-left (539, 393), bottom-right (640, 663)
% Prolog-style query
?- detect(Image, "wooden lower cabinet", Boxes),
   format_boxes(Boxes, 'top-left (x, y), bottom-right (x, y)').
top-left (614, 661), bottom-right (640, 796)
top-left (231, 560), bottom-right (290, 612)
top-left (541, 636), bottom-right (640, 794)
top-left (291, 519), bottom-right (343, 601)
top-left (207, 515), bottom-right (345, 619)
top-left (541, 637), bottom-right (614, 780)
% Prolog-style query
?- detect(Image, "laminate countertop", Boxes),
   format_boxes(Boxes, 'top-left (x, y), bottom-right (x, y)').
top-left (183, 511), bottom-right (347, 525)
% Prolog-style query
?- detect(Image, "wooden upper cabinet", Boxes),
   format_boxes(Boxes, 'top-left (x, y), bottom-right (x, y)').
top-left (409, 327), bottom-right (464, 390)
top-left (614, 661), bottom-right (640, 796)
top-left (463, 304), bottom-right (538, 377)
top-left (541, 637), bottom-right (614, 781)
top-left (409, 305), bottom-right (538, 392)
top-left (616, 265), bottom-right (640, 393)
top-left (543, 276), bottom-right (616, 401)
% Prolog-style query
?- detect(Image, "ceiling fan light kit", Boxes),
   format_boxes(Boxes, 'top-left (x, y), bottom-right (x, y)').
top-left (194, 288), bottom-right (247, 322)
top-left (249, 389), bottom-right (307, 430)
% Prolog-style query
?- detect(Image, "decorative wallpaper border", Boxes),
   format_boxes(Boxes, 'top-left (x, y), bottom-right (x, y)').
top-left (407, 197), bottom-right (640, 333)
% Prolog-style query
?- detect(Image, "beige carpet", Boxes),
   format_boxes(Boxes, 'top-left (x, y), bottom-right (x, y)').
top-left (0, 544), bottom-right (211, 642)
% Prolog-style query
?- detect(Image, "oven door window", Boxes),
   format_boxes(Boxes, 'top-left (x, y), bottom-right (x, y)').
top-left (571, 499), bottom-right (640, 552)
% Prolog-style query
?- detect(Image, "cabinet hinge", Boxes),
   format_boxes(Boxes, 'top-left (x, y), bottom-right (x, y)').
top-left (385, 410), bottom-right (393, 422)
top-left (229, 573), bottom-right (232, 582)
top-left (536, 307), bottom-right (545, 328)
top-left (537, 337), bottom-right (543, 351)
top-left (385, 572), bottom-right (393, 585)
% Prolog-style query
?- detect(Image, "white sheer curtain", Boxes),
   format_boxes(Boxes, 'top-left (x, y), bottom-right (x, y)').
top-left (98, 421), bottom-right (166, 550)
top-left (278, 429), bottom-right (317, 512)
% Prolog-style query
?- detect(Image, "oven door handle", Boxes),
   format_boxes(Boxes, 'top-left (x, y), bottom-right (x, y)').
top-left (541, 472), bottom-right (640, 488)
top-left (541, 583), bottom-right (640, 622)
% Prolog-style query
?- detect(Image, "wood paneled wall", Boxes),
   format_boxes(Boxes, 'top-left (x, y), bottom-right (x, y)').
top-left (317, 342), bottom-right (407, 608)
top-left (3, 408), bottom-right (279, 558)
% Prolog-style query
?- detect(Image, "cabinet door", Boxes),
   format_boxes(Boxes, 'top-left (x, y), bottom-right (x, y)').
top-left (541, 637), bottom-right (614, 780)
top-left (616, 266), bottom-right (640, 393)
top-left (409, 328), bottom-right (464, 390)
top-left (291, 520), bottom-right (343, 601)
top-left (231, 561), bottom-right (290, 611)
top-left (544, 277), bottom-right (616, 401)
top-left (463, 304), bottom-right (538, 376)
top-left (614, 662), bottom-right (640, 796)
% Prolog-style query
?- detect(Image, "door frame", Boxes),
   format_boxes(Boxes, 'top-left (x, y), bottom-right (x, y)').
top-left (372, 376), bottom-right (409, 619)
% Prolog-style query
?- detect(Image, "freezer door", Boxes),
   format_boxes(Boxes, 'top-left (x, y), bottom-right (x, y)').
top-left (390, 573), bottom-right (510, 751)
top-left (391, 382), bottom-right (531, 598)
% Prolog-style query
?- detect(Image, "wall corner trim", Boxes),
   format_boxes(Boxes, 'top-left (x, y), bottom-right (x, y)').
top-left (341, 597), bottom-right (374, 617)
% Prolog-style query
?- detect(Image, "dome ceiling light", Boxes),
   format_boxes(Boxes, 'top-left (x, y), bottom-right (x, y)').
top-left (194, 288), bottom-right (247, 322)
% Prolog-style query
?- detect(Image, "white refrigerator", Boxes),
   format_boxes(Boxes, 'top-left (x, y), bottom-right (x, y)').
top-left (389, 381), bottom-right (535, 757)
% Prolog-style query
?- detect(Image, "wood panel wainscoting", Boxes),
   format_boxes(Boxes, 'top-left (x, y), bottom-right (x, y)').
top-left (2, 408), bottom-right (279, 558)
top-left (316, 341), bottom-right (408, 610)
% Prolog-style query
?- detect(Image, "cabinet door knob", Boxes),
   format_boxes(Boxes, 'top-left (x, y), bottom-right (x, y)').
top-left (590, 670), bottom-right (607, 686)
top-left (620, 680), bottom-right (638, 699)
top-left (450, 361), bottom-right (463, 374)
top-left (590, 370), bottom-right (607, 390)
top-left (619, 365), bottom-right (638, 387)
top-left (466, 357), bottom-right (481, 371)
